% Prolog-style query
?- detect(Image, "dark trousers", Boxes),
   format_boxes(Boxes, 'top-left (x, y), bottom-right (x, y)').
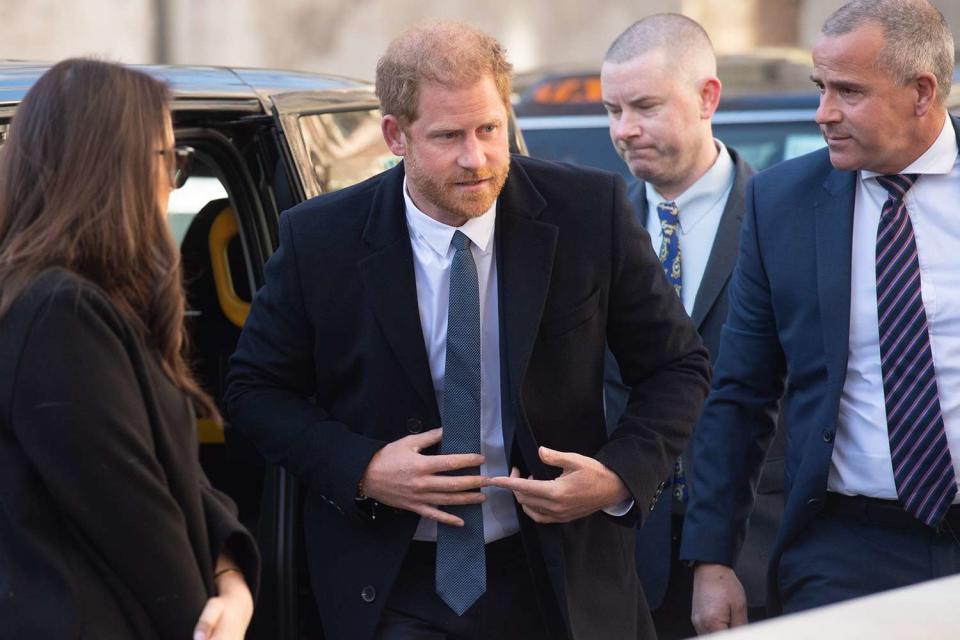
top-left (779, 494), bottom-right (960, 614)
top-left (649, 515), bottom-right (696, 640)
top-left (374, 534), bottom-right (553, 640)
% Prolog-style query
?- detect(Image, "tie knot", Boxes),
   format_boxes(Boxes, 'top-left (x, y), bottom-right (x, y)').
top-left (656, 201), bottom-right (679, 225)
top-left (876, 173), bottom-right (919, 202)
top-left (450, 230), bottom-right (471, 252)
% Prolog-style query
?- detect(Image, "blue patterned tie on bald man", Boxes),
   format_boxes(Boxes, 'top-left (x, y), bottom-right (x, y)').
top-left (656, 201), bottom-right (682, 297)
top-left (656, 201), bottom-right (688, 504)
top-left (435, 230), bottom-right (486, 615)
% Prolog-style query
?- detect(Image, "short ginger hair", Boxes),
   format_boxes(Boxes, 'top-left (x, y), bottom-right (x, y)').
top-left (375, 19), bottom-right (513, 125)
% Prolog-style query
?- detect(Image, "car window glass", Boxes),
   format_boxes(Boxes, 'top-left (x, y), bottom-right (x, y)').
top-left (521, 127), bottom-right (634, 182)
top-left (297, 109), bottom-right (398, 194)
top-left (168, 158), bottom-right (229, 247)
top-left (712, 121), bottom-right (825, 170)
top-left (784, 133), bottom-right (829, 161)
top-left (519, 118), bottom-right (826, 180)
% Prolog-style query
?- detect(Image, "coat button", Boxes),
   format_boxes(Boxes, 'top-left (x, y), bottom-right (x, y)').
top-left (361, 585), bottom-right (376, 603)
top-left (822, 429), bottom-right (834, 443)
top-left (406, 418), bottom-right (423, 434)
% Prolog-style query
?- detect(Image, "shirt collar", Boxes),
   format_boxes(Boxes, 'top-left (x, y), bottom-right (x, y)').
top-left (861, 114), bottom-right (957, 183)
top-left (645, 139), bottom-right (735, 232)
top-left (403, 176), bottom-right (497, 257)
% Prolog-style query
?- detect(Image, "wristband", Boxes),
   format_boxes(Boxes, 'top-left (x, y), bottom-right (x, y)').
top-left (214, 567), bottom-right (242, 580)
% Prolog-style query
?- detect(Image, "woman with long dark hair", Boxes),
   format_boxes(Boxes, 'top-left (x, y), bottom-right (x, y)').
top-left (0, 59), bottom-right (259, 639)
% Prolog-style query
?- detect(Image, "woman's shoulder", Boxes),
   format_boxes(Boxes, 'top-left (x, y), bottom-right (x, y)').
top-left (3, 268), bottom-right (134, 352)
top-left (10, 268), bottom-right (121, 323)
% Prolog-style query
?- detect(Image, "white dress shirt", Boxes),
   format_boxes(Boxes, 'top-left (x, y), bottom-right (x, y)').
top-left (644, 140), bottom-right (736, 316)
top-left (830, 115), bottom-right (960, 501)
top-left (403, 180), bottom-right (519, 543)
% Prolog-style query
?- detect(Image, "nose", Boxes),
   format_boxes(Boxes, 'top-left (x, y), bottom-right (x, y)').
top-left (815, 91), bottom-right (841, 126)
top-left (611, 111), bottom-right (641, 144)
top-left (458, 134), bottom-right (485, 170)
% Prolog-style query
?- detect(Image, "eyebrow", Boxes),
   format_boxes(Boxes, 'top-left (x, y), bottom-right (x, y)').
top-left (810, 74), bottom-right (867, 91)
top-left (603, 96), bottom-right (661, 109)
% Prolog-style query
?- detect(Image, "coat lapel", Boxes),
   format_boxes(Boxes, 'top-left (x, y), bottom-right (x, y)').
top-left (496, 159), bottom-right (555, 461)
top-left (357, 163), bottom-right (440, 421)
top-left (690, 149), bottom-right (755, 328)
top-left (816, 168), bottom-right (857, 390)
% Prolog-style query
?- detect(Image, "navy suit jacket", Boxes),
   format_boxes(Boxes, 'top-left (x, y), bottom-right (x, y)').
top-left (679, 116), bottom-right (960, 613)
top-left (605, 146), bottom-right (783, 608)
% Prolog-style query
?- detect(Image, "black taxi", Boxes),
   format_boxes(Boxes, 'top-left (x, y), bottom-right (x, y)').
top-left (0, 61), bottom-right (523, 640)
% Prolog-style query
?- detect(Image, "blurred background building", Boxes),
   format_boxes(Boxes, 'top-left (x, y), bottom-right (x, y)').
top-left (1, 0), bottom-right (958, 80)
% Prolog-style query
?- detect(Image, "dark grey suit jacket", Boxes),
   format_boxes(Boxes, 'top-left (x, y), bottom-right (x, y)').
top-left (604, 146), bottom-right (784, 608)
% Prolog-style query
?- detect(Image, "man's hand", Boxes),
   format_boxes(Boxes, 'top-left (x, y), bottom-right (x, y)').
top-left (360, 428), bottom-right (487, 526)
top-left (487, 446), bottom-right (630, 524)
top-left (691, 563), bottom-right (748, 635)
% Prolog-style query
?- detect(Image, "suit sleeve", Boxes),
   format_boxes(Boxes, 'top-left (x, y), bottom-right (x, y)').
top-left (599, 174), bottom-right (712, 525)
top-left (11, 289), bottom-right (209, 638)
top-left (679, 176), bottom-right (786, 567)
top-left (225, 212), bottom-right (385, 518)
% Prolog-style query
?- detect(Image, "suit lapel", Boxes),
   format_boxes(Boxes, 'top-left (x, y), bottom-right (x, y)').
top-left (357, 163), bottom-right (440, 421)
top-left (496, 159), bottom-right (555, 461)
top-left (816, 168), bottom-right (857, 390)
top-left (690, 149), bottom-right (754, 328)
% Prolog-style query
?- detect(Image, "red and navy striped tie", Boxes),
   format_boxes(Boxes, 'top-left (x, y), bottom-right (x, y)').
top-left (875, 173), bottom-right (957, 527)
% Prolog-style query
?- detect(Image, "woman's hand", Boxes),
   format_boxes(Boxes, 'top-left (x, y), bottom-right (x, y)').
top-left (193, 564), bottom-right (253, 640)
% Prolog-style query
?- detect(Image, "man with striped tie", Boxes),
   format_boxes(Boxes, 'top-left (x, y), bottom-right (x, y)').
top-left (679, 0), bottom-right (960, 634)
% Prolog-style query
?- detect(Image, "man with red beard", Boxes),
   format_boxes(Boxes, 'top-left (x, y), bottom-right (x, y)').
top-left (227, 19), bottom-right (710, 640)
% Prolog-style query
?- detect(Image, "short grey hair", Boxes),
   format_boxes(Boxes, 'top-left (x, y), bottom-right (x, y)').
top-left (604, 13), bottom-right (716, 79)
top-left (823, 0), bottom-right (954, 103)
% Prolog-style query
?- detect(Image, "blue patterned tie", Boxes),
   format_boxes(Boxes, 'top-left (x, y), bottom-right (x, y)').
top-left (875, 174), bottom-right (957, 527)
top-left (656, 201), bottom-right (688, 504)
top-left (435, 230), bottom-right (485, 615)
top-left (657, 202), bottom-right (682, 297)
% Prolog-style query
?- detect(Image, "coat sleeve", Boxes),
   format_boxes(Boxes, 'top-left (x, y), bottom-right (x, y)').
top-left (199, 473), bottom-right (261, 597)
top-left (679, 176), bottom-right (786, 567)
top-left (10, 286), bottom-right (209, 638)
top-left (225, 211), bottom-right (386, 518)
top-left (599, 174), bottom-right (712, 526)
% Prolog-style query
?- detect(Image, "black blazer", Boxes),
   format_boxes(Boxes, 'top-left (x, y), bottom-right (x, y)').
top-left (227, 156), bottom-right (710, 639)
top-left (605, 147), bottom-right (784, 608)
top-left (0, 270), bottom-right (259, 639)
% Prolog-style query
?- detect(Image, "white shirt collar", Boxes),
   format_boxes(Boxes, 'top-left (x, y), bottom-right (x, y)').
top-left (861, 114), bottom-right (957, 183)
top-left (402, 176), bottom-right (497, 257)
top-left (645, 139), bottom-right (735, 232)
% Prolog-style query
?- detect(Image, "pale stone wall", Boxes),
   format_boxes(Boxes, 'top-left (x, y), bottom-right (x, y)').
top-left (0, 0), bottom-right (154, 63)
top-left (0, 0), bottom-right (957, 82)
top-left (163, 0), bottom-right (678, 78)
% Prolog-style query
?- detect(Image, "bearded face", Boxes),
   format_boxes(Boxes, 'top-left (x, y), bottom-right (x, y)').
top-left (390, 76), bottom-right (511, 227)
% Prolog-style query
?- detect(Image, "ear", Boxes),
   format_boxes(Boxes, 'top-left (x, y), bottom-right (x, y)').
top-left (381, 114), bottom-right (408, 156)
top-left (699, 77), bottom-right (722, 119)
top-left (913, 72), bottom-right (939, 117)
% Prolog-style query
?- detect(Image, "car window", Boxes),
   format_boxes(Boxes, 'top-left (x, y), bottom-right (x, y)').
top-left (713, 121), bottom-right (825, 171)
top-left (297, 109), bottom-right (398, 194)
top-left (168, 165), bottom-right (229, 246)
top-left (518, 116), bottom-right (826, 182)
top-left (521, 125), bottom-right (630, 180)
